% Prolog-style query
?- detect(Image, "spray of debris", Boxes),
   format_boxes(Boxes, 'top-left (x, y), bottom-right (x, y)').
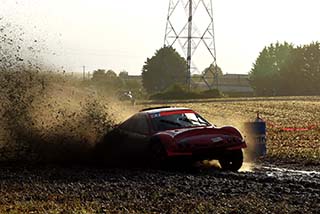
top-left (0, 18), bottom-right (136, 163)
top-left (0, 70), bottom-right (120, 163)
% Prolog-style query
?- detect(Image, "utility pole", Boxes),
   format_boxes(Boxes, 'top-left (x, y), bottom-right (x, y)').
top-left (82, 65), bottom-right (86, 81)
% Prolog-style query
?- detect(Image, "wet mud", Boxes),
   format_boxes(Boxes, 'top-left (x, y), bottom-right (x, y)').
top-left (0, 163), bottom-right (319, 213)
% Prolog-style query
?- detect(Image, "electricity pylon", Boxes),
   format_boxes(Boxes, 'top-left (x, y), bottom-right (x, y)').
top-left (164, 0), bottom-right (218, 90)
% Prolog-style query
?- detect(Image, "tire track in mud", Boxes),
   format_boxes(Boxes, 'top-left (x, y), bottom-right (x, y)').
top-left (239, 162), bottom-right (320, 188)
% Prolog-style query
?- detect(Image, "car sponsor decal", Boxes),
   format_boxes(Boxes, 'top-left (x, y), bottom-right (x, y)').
top-left (150, 113), bottom-right (161, 118)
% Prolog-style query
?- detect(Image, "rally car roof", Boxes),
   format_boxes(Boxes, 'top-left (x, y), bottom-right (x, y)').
top-left (140, 106), bottom-right (192, 114)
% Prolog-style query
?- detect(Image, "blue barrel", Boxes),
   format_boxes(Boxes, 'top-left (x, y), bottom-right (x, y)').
top-left (244, 114), bottom-right (267, 157)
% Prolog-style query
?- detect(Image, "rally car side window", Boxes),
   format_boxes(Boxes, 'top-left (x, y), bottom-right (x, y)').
top-left (119, 114), bottom-right (149, 135)
top-left (119, 115), bottom-right (136, 131)
top-left (131, 114), bottom-right (149, 135)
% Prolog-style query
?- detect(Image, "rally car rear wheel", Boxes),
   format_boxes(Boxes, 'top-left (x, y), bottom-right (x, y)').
top-left (219, 150), bottom-right (243, 171)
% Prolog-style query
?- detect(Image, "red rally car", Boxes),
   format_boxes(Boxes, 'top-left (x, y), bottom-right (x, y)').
top-left (96, 106), bottom-right (247, 171)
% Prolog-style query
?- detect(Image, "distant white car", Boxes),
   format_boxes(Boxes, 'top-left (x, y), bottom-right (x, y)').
top-left (118, 91), bottom-right (135, 105)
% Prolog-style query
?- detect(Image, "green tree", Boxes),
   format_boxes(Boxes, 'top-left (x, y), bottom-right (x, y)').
top-left (301, 42), bottom-right (320, 94)
top-left (119, 70), bottom-right (129, 79)
top-left (92, 69), bottom-right (106, 82)
top-left (202, 64), bottom-right (223, 85)
top-left (105, 69), bottom-right (117, 78)
top-left (277, 46), bottom-right (304, 95)
top-left (249, 42), bottom-right (293, 96)
top-left (91, 69), bottom-right (123, 92)
top-left (203, 64), bottom-right (223, 76)
top-left (280, 42), bottom-right (320, 95)
top-left (142, 46), bottom-right (187, 93)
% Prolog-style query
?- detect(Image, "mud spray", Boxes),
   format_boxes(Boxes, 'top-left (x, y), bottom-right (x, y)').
top-left (0, 18), bottom-right (136, 164)
top-left (202, 115), bottom-right (258, 172)
top-left (0, 70), bottom-right (140, 163)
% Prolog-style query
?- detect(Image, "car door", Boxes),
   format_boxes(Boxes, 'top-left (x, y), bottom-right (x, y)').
top-left (121, 113), bottom-right (150, 160)
top-left (113, 116), bottom-right (136, 158)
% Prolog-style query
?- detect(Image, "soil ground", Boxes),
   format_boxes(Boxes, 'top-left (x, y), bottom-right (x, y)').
top-left (1, 96), bottom-right (320, 213)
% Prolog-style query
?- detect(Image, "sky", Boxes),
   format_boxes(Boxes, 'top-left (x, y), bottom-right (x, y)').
top-left (1, 0), bottom-right (320, 75)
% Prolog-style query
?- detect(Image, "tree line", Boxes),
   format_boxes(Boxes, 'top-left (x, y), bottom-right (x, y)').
top-left (249, 42), bottom-right (320, 96)
top-left (90, 41), bottom-right (320, 99)
top-left (88, 69), bottom-right (142, 98)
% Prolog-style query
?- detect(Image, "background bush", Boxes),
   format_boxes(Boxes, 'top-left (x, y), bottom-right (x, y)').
top-left (149, 84), bottom-right (222, 100)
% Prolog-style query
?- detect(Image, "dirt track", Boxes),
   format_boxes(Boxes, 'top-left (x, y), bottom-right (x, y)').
top-left (0, 73), bottom-right (319, 213)
top-left (0, 163), bottom-right (319, 213)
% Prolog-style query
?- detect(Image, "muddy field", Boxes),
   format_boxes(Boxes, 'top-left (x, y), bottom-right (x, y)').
top-left (0, 164), bottom-right (319, 213)
top-left (1, 14), bottom-right (319, 213)
top-left (0, 71), bottom-right (320, 213)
